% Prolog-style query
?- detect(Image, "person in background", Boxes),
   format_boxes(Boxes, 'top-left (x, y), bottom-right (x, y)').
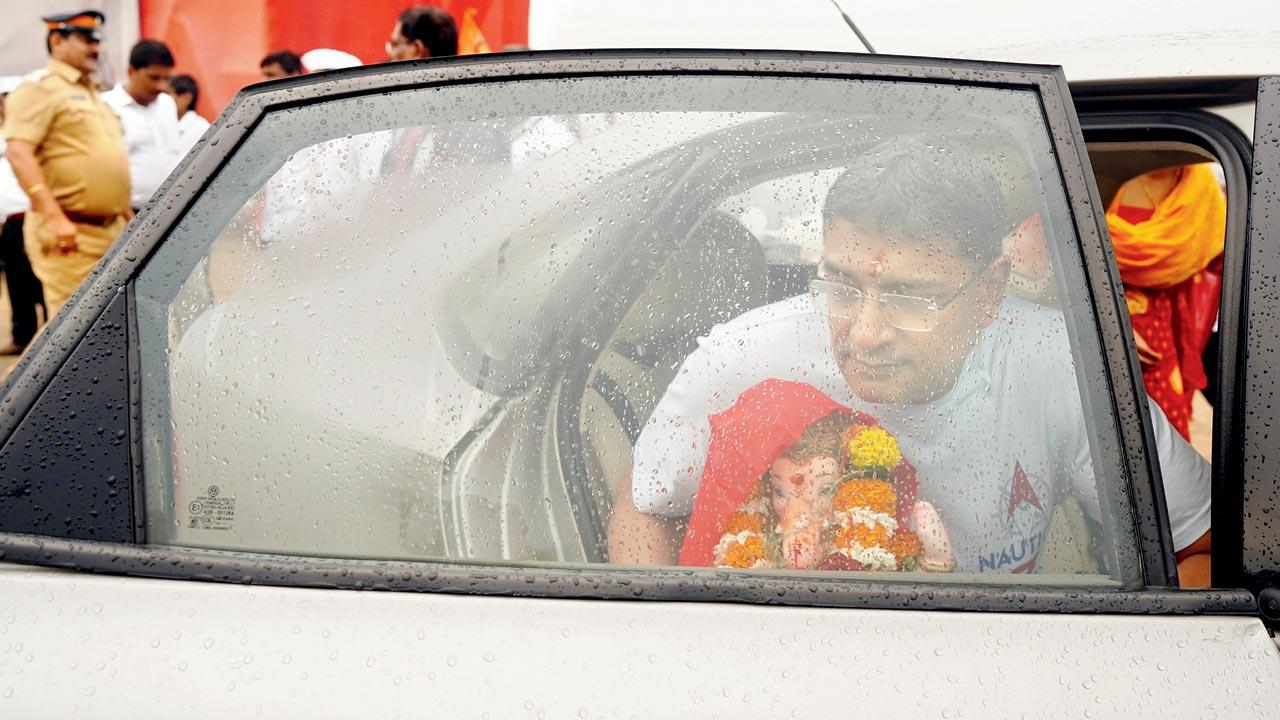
top-left (206, 49), bottom-right (367, 300)
top-left (104, 40), bottom-right (182, 212)
top-left (381, 7), bottom-right (511, 170)
top-left (3, 10), bottom-right (132, 318)
top-left (256, 47), bottom-right (365, 248)
top-left (1105, 165), bottom-right (1225, 442)
top-left (386, 6), bottom-right (458, 61)
top-left (168, 74), bottom-right (209, 154)
top-left (259, 50), bottom-right (303, 80)
top-left (0, 77), bottom-right (45, 355)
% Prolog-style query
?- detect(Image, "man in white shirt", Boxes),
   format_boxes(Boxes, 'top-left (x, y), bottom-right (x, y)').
top-left (102, 40), bottom-right (182, 210)
top-left (608, 136), bottom-right (1213, 585)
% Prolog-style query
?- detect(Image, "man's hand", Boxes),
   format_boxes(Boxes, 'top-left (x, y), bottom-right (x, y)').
top-left (1133, 330), bottom-right (1162, 367)
top-left (607, 469), bottom-right (682, 566)
top-left (47, 210), bottom-right (77, 254)
top-left (5, 139), bottom-right (77, 253)
top-left (1175, 530), bottom-right (1211, 588)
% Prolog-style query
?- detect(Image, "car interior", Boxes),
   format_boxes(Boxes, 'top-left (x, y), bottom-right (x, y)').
top-left (136, 74), bottom-right (1237, 585)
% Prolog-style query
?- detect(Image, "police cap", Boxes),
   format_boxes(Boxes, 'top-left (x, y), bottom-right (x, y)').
top-left (42, 10), bottom-right (105, 42)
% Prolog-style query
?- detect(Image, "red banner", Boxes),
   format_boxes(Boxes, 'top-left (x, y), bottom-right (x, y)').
top-left (141, 1), bottom-right (528, 120)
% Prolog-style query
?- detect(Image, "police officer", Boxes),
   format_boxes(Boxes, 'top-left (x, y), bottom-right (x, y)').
top-left (2, 10), bottom-right (131, 317)
top-left (0, 77), bottom-right (45, 355)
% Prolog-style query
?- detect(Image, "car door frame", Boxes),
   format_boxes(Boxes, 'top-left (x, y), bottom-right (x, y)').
top-left (1073, 77), bottom-right (1280, 619)
top-left (1074, 105), bottom-right (1254, 586)
top-left (1236, 75), bottom-right (1280, 621)
top-left (0, 50), bottom-right (1257, 617)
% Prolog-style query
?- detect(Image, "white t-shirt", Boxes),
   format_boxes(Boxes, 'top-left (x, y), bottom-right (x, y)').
top-left (175, 110), bottom-right (211, 155)
top-left (631, 294), bottom-right (1211, 574)
top-left (102, 86), bottom-right (183, 206)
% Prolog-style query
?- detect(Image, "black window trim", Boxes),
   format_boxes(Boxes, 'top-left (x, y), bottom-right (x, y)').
top-left (0, 49), bottom-right (1243, 614)
top-left (0, 530), bottom-right (1257, 615)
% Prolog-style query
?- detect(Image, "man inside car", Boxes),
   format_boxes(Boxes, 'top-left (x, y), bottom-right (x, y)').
top-left (607, 136), bottom-right (1213, 586)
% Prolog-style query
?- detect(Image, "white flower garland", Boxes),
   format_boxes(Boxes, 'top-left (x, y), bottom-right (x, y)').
top-left (836, 543), bottom-right (900, 571)
top-left (837, 506), bottom-right (898, 534)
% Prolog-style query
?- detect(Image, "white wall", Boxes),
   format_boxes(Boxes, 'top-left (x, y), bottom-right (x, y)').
top-left (0, 0), bottom-right (139, 88)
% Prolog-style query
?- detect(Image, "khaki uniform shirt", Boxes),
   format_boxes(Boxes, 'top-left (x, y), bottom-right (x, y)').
top-left (3, 59), bottom-right (131, 315)
top-left (2, 58), bottom-right (130, 217)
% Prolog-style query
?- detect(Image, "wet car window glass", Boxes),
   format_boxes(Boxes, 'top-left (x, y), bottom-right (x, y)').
top-left (134, 75), bottom-right (1141, 587)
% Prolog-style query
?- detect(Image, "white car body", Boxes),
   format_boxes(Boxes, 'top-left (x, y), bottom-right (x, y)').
top-left (528, 0), bottom-right (1280, 81)
top-left (529, 0), bottom-right (1279, 134)
top-left (2, 562), bottom-right (1274, 716)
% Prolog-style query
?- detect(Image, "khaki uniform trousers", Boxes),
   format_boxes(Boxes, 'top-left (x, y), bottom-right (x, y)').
top-left (23, 212), bottom-right (125, 317)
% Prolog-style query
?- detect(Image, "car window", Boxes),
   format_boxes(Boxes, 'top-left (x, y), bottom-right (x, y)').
top-left (134, 73), bottom-right (1143, 587)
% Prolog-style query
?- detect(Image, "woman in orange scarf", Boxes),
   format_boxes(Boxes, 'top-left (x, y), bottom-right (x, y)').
top-left (1106, 163), bottom-right (1225, 440)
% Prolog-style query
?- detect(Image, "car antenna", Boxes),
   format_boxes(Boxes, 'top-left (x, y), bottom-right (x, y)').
top-left (828, 0), bottom-right (877, 54)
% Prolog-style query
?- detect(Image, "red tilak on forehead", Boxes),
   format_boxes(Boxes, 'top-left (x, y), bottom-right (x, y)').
top-left (868, 250), bottom-right (887, 278)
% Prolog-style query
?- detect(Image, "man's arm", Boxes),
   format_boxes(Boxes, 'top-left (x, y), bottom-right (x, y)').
top-left (607, 469), bottom-right (682, 566)
top-left (1060, 386), bottom-right (1213, 586)
top-left (5, 140), bottom-right (76, 252)
top-left (1141, 398), bottom-right (1213, 587)
top-left (1175, 530), bottom-right (1211, 588)
top-left (603, 299), bottom-right (817, 566)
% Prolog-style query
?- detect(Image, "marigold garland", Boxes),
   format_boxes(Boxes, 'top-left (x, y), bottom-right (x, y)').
top-left (886, 528), bottom-right (924, 564)
top-left (833, 478), bottom-right (896, 515)
top-left (835, 520), bottom-right (891, 550)
top-left (717, 531), bottom-right (770, 569)
top-left (722, 511), bottom-right (767, 536)
top-left (712, 419), bottom-right (943, 574)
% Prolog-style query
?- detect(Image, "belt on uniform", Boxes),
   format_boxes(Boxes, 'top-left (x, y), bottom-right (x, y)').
top-left (63, 210), bottom-right (122, 227)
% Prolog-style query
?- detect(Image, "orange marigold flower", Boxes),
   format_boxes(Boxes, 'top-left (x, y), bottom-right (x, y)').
top-left (886, 529), bottom-right (923, 563)
top-left (833, 478), bottom-right (896, 515)
top-left (835, 522), bottom-right (890, 550)
top-left (722, 511), bottom-right (767, 535)
top-left (722, 534), bottom-right (769, 568)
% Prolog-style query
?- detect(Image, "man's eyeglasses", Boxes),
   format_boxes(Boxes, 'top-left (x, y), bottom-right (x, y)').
top-left (808, 268), bottom-right (987, 333)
